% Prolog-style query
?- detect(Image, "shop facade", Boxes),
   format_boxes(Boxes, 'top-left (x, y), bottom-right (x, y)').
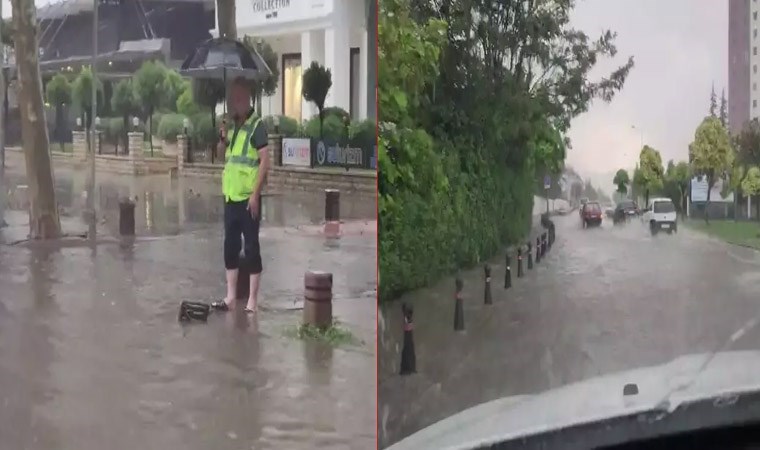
top-left (219, 0), bottom-right (372, 122)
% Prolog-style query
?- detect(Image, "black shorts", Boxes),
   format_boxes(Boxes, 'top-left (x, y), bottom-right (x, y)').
top-left (223, 198), bottom-right (262, 274)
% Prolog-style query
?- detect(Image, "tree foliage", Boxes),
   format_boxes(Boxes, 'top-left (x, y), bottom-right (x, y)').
top-left (45, 74), bottom-right (71, 106)
top-left (302, 62), bottom-right (332, 137)
top-left (664, 160), bottom-right (690, 217)
top-left (638, 145), bottom-right (664, 205)
top-left (742, 166), bottom-right (760, 199)
top-left (379, 0), bottom-right (632, 300)
top-left (111, 79), bottom-right (136, 148)
top-left (71, 66), bottom-right (104, 128)
top-left (242, 35), bottom-right (280, 97)
top-left (736, 119), bottom-right (760, 166)
top-left (613, 169), bottom-right (630, 195)
top-left (162, 69), bottom-right (184, 112)
top-left (690, 115), bottom-right (734, 222)
top-left (133, 60), bottom-right (168, 150)
top-left (720, 88), bottom-right (728, 128)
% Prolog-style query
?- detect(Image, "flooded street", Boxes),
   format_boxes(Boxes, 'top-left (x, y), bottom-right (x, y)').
top-left (0, 168), bottom-right (376, 450)
top-left (379, 213), bottom-right (760, 448)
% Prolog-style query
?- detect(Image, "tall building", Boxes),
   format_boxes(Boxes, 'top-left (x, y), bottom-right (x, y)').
top-left (729, 0), bottom-right (752, 135)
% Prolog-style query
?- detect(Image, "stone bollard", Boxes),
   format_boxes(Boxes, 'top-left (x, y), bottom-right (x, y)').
top-left (527, 242), bottom-right (533, 270)
top-left (304, 271), bottom-right (333, 328)
top-left (324, 189), bottom-right (341, 237)
top-left (399, 303), bottom-right (416, 375)
top-left (236, 251), bottom-right (251, 300)
top-left (178, 301), bottom-right (210, 322)
top-left (517, 247), bottom-right (524, 278)
top-left (549, 222), bottom-right (555, 247)
top-left (269, 134), bottom-right (283, 166)
top-left (454, 277), bottom-right (464, 331)
top-left (484, 264), bottom-right (492, 305)
top-left (119, 198), bottom-right (136, 236)
top-left (536, 236), bottom-right (542, 263)
top-left (177, 134), bottom-right (187, 175)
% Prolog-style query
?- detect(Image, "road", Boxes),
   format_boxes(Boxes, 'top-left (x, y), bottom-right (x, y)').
top-left (378, 212), bottom-right (760, 448)
top-left (0, 168), bottom-right (376, 450)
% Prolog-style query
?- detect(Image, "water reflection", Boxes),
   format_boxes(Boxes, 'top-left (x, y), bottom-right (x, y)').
top-left (2, 168), bottom-right (375, 239)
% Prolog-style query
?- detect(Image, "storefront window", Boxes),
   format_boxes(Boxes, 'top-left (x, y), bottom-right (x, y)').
top-left (282, 54), bottom-right (302, 121)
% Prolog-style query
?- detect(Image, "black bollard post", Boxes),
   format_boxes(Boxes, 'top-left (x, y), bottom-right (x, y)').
top-left (527, 242), bottom-right (533, 270)
top-left (119, 198), bottom-right (136, 236)
top-left (517, 247), bottom-right (524, 278)
top-left (484, 264), bottom-right (492, 305)
top-left (549, 222), bottom-right (555, 247)
top-left (504, 252), bottom-right (512, 289)
top-left (536, 236), bottom-right (542, 263)
top-left (454, 277), bottom-right (465, 331)
top-left (400, 303), bottom-right (416, 375)
top-left (543, 232), bottom-right (548, 255)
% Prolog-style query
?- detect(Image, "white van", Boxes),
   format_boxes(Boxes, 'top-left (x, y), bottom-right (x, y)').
top-left (642, 197), bottom-right (677, 234)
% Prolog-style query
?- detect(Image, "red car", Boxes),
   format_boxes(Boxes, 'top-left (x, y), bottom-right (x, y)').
top-left (581, 201), bottom-right (603, 228)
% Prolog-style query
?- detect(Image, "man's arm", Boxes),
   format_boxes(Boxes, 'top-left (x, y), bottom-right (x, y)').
top-left (252, 122), bottom-right (270, 198)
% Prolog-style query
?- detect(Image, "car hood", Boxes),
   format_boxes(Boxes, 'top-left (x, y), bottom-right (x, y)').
top-left (386, 350), bottom-right (760, 450)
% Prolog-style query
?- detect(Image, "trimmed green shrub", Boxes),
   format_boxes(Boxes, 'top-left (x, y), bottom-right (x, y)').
top-left (349, 119), bottom-right (375, 148)
top-left (305, 114), bottom-right (347, 143)
top-left (157, 113), bottom-right (187, 143)
top-left (262, 115), bottom-right (300, 137)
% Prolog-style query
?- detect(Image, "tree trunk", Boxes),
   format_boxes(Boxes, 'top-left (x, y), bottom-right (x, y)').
top-left (705, 180), bottom-right (712, 225)
top-left (216, 0), bottom-right (237, 39)
top-left (11, 0), bottom-right (60, 239)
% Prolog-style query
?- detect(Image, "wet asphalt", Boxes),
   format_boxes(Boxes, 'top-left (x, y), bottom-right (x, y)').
top-left (378, 212), bottom-right (760, 448)
top-left (0, 168), bottom-right (376, 450)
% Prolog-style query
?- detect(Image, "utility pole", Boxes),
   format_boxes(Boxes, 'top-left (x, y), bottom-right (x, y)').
top-left (87, 0), bottom-right (98, 240)
top-left (0, 0), bottom-right (6, 228)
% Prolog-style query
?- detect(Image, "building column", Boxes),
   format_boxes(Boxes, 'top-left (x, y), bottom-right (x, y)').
top-left (324, 4), bottom-right (351, 114)
top-left (301, 30), bottom-right (323, 122)
top-left (365, 0), bottom-right (377, 120)
top-left (359, 27), bottom-right (369, 120)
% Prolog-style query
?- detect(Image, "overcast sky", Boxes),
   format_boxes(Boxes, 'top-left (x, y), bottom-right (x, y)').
top-left (568, 0), bottom-right (727, 184)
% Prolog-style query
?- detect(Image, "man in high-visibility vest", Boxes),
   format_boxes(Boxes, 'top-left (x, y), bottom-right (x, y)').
top-left (211, 77), bottom-right (270, 314)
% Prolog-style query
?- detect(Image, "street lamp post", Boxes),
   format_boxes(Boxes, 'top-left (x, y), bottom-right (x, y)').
top-left (86, 0), bottom-right (99, 241)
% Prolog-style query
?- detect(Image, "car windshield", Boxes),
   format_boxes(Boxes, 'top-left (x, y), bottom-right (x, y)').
top-left (586, 203), bottom-right (601, 212)
top-left (653, 201), bottom-right (676, 213)
top-left (618, 201), bottom-right (636, 210)
top-left (378, 1), bottom-right (758, 449)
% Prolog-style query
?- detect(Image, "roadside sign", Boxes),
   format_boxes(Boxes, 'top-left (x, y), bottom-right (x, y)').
top-left (544, 175), bottom-right (551, 190)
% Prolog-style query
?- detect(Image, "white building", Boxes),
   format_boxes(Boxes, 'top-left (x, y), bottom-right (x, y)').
top-left (215, 0), bottom-right (373, 123)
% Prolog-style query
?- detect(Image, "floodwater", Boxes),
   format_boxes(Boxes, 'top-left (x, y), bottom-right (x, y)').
top-left (379, 213), bottom-right (760, 448)
top-left (0, 167), bottom-right (376, 450)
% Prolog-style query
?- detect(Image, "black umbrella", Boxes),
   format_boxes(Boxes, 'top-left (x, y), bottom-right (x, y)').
top-left (179, 37), bottom-right (272, 82)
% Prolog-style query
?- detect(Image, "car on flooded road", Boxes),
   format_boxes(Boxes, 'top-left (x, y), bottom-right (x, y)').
top-left (642, 197), bottom-right (677, 235)
top-left (580, 201), bottom-right (603, 228)
top-left (613, 200), bottom-right (640, 224)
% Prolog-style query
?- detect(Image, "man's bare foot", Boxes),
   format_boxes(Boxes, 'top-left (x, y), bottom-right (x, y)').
top-left (244, 300), bottom-right (257, 313)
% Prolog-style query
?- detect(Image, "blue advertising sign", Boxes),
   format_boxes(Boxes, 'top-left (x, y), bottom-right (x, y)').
top-left (311, 139), bottom-right (375, 170)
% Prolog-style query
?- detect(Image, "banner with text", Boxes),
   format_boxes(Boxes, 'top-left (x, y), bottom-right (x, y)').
top-left (311, 139), bottom-right (376, 170)
top-left (282, 138), bottom-right (312, 167)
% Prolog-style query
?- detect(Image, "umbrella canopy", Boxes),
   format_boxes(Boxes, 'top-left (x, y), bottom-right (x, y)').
top-left (179, 37), bottom-right (272, 82)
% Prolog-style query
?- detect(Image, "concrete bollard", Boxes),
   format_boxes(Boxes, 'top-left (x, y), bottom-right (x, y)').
top-left (399, 303), bottom-right (416, 375)
top-left (536, 236), bottom-right (542, 263)
top-left (484, 264), bottom-right (492, 305)
top-left (517, 247), bottom-right (524, 278)
top-left (324, 189), bottom-right (341, 237)
top-left (119, 198), bottom-right (136, 236)
top-left (504, 252), bottom-right (512, 289)
top-left (304, 271), bottom-right (333, 328)
top-left (454, 277), bottom-right (464, 331)
top-left (527, 242), bottom-right (533, 269)
top-left (178, 301), bottom-right (210, 322)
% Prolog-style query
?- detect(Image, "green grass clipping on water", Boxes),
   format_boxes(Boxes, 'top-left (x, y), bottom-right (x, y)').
top-left (284, 321), bottom-right (361, 347)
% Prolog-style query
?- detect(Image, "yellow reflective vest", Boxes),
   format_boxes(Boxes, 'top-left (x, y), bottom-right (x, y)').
top-left (222, 115), bottom-right (262, 202)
